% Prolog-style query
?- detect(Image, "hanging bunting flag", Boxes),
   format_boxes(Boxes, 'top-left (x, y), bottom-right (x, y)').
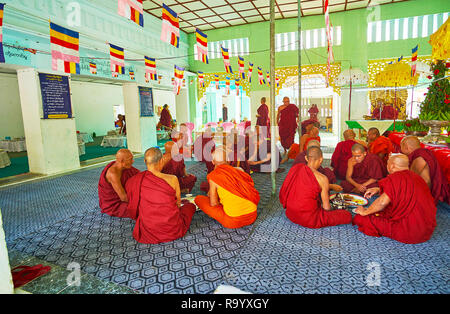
top-left (238, 56), bottom-right (245, 79)
top-left (109, 44), bottom-right (125, 77)
top-left (266, 71), bottom-right (271, 86)
top-left (0, 3), bottom-right (5, 63)
top-left (129, 69), bottom-right (135, 80)
top-left (195, 29), bottom-right (208, 64)
top-left (215, 74), bottom-right (219, 89)
top-left (324, 0), bottom-right (334, 86)
top-left (235, 79), bottom-right (240, 96)
top-left (221, 46), bottom-right (233, 73)
top-left (182, 78), bottom-right (186, 87)
top-left (49, 22), bottom-right (80, 74)
top-left (161, 4), bottom-right (180, 48)
top-left (144, 56), bottom-right (157, 82)
top-left (257, 67), bottom-right (265, 85)
top-left (89, 62), bottom-right (97, 75)
top-left (276, 76), bottom-right (280, 87)
top-left (225, 77), bottom-right (230, 95)
top-left (247, 62), bottom-right (253, 83)
top-left (198, 71), bottom-right (205, 88)
top-left (118, 0), bottom-right (144, 27)
top-left (397, 55), bottom-right (403, 62)
top-left (411, 45), bottom-right (419, 77)
top-left (173, 65), bottom-right (184, 95)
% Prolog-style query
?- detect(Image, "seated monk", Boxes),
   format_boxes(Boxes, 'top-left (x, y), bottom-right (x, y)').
top-left (340, 143), bottom-right (387, 194)
top-left (248, 133), bottom-right (282, 173)
top-left (281, 124), bottom-right (320, 163)
top-left (367, 127), bottom-right (394, 165)
top-left (400, 136), bottom-right (450, 204)
top-left (193, 126), bottom-right (215, 174)
top-left (98, 149), bottom-right (139, 218)
top-left (353, 154), bottom-right (437, 244)
top-left (292, 140), bottom-right (339, 190)
top-left (161, 141), bottom-right (197, 193)
top-left (171, 123), bottom-right (192, 158)
top-left (226, 130), bottom-right (250, 174)
top-left (279, 146), bottom-right (352, 229)
top-left (331, 129), bottom-right (367, 180)
top-left (194, 147), bottom-right (260, 229)
top-left (125, 147), bottom-right (196, 244)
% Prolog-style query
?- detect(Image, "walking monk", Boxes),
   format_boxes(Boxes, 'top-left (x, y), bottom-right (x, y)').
top-left (125, 148), bottom-right (196, 244)
top-left (256, 97), bottom-right (270, 138)
top-left (400, 136), bottom-right (450, 204)
top-left (279, 146), bottom-right (352, 229)
top-left (195, 147), bottom-right (260, 229)
top-left (98, 149), bottom-right (139, 218)
top-left (353, 154), bottom-right (437, 244)
top-left (277, 97), bottom-right (299, 155)
top-left (161, 141), bottom-right (197, 193)
top-left (367, 127), bottom-right (393, 164)
top-left (340, 143), bottom-right (387, 194)
top-left (331, 129), bottom-right (367, 180)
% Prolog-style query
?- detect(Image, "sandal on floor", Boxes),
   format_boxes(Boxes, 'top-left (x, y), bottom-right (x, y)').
top-left (11, 264), bottom-right (52, 288)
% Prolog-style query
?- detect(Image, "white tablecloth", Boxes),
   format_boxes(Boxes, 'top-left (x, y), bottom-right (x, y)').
top-left (78, 142), bottom-right (86, 156)
top-left (0, 150), bottom-right (11, 168)
top-left (77, 133), bottom-right (94, 143)
top-left (0, 140), bottom-right (26, 152)
top-left (101, 136), bottom-right (127, 148)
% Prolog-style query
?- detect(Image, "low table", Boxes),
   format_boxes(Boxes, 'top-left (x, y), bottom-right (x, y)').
top-left (78, 142), bottom-right (86, 156)
top-left (346, 120), bottom-right (404, 138)
top-left (77, 132), bottom-right (94, 143)
top-left (0, 139), bottom-right (27, 152)
top-left (101, 136), bottom-right (127, 148)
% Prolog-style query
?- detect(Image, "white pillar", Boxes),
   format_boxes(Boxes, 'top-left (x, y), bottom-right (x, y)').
top-left (17, 68), bottom-right (80, 175)
top-left (340, 88), bottom-right (369, 140)
top-left (0, 210), bottom-right (13, 294)
top-left (175, 88), bottom-right (190, 124)
top-left (123, 83), bottom-right (157, 153)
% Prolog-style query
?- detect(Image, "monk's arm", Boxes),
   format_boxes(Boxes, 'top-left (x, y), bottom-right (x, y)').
top-left (362, 178), bottom-right (377, 187)
top-left (172, 176), bottom-right (181, 207)
top-left (208, 180), bottom-right (220, 207)
top-left (318, 176), bottom-right (332, 210)
top-left (410, 158), bottom-right (431, 188)
top-left (356, 193), bottom-right (391, 216)
top-left (299, 136), bottom-right (306, 153)
top-left (345, 159), bottom-right (366, 192)
top-left (106, 170), bottom-right (128, 202)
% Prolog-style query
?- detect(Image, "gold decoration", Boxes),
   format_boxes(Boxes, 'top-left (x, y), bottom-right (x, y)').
top-left (374, 62), bottom-right (419, 87)
top-left (429, 17), bottom-right (450, 61)
top-left (369, 89), bottom-right (408, 120)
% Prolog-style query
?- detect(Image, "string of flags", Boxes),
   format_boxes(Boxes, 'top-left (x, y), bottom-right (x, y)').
top-left (161, 3), bottom-right (180, 48)
top-left (118, 0), bottom-right (144, 27)
top-left (198, 71), bottom-right (205, 87)
top-left (238, 56), bottom-right (245, 79)
top-left (195, 29), bottom-right (208, 64)
top-left (324, 0), bottom-right (334, 87)
top-left (49, 21), bottom-right (80, 74)
top-left (411, 45), bottom-right (418, 77)
top-left (221, 46), bottom-right (233, 74)
top-left (145, 56), bottom-right (157, 82)
top-left (0, 3), bottom-right (5, 63)
top-left (173, 65), bottom-right (184, 95)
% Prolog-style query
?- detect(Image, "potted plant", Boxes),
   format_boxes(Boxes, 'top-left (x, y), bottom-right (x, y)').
top-left (418, 60), bottom-right (450, 143)
top-left (404, 118), bottom-right (428, 137)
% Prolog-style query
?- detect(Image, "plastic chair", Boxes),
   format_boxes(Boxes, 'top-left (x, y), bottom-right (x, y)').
top-left (222, 122), bottom-right (234, 132)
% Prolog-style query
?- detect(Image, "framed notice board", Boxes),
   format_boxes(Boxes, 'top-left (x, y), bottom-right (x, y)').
top-left (39, 73), bottom-right (72, 119)
top-left (139, 86), bottom-right (154, 117)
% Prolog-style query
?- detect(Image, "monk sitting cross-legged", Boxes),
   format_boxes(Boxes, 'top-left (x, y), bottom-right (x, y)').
top-left (279, 146), bottom-right (352, 229)
top-left (353, 154), bottom-right (437, 244)
top-left (194, 147), bottom-right (260, 229)
top-left (331, 129), bottom-right (367, 180)
top-left (367, 127), bottom-right (394, 165)
top-left (98, 149), bottom-right (139, 218)
top-left (281, 124), bottom-right (320, 163)
top-left (161, 141), bottom-right (197, 194)
top-left (125, 147), bottom-right (196, 244)
top-left (400, 136), bottom-right (450, 204)
top-left (340, 143), bottom-right (387, 194)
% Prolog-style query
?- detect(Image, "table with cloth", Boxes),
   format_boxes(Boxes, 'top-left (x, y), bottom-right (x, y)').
top-left (0, 150), bottom-right (11, 168)
top-left (346, 120), bottom-right (404, 138)
top-left (77, 132), bottom-right (94, 143)
top-left (0, 139), bottom-right (27, 152)
top-left (101, 136), bottom-right (127, 148)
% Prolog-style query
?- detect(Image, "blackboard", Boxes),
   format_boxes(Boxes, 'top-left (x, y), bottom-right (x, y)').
top-left (139, 86), bottom-right (154, 117)
top-left (39, 73), bottom-right (72, 119)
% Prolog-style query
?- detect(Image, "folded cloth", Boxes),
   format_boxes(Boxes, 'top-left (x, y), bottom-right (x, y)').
top-left (11, 264), bottom-right (51, 288)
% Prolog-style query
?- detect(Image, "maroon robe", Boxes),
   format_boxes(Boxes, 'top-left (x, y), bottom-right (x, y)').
top-left (125, 171), bottom-right (196, 244)
top-left (159, 108), bottom-right (172, 128)
top-left (280, 163), bottom-right (352, 229)
top-left (98, 161), bottom-right (139, 218)
top-left (301, 119), bottom-right (319, 135)
top-left (228, 143), bottom-right (251, 175)
top-left (340, 153), bottom-right (387, 193)
top-left (278, 103), bottom-right (299, 150)
top-left (331, 139), bottom-right (357, 180)
top-left (409, 148), bottom-right (450, 204)
top-left (194, 133), bottom-right (215, 174)
top-left (162, 158), bottom-right (197, 192)
top-left (256, 104), bottom-right (270, 137)
top-left (292, 151), bottom-right (336, 183)
top-left (353, 170), bottom-right (437, 244)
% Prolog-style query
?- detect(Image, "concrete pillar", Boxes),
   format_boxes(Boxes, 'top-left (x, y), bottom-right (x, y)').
top-left (17, 68), bottom-right (80, 175)
top-left (175, 88), bottom-right (190, 125)
top-left (123, 83), bottom-right (157, 153)
top-left (340, 88), bottom-right (369, 140)
top-left (0, 210), bottom-right (13, 294)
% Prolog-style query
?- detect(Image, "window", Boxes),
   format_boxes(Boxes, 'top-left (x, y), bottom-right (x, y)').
top-left (200, 37), bottom-right (250, 60)
top-left (275, 26), bottom-right (342, 52)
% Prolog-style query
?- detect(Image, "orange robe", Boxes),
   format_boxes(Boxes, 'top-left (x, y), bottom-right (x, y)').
top-left (369, 136), bottom-right (393, 164)
top-left (195, 164), bottom-right (260, 229)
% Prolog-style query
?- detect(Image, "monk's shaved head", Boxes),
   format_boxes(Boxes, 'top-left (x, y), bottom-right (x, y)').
top-left (310, 127), bottom-right (319, 137)
top-left (368, 127), bottom-right (380, 136)
top-left (212, 146), bottom-right (228, 165)
top-left (144, 147), bottom-right (163, 165)
top-left (351, 143), bottom-right (366, 153)
top-left (164, 141), bottom-right (175, 152)
top-left (116, 149), bottom-right (132, 161)
top-left (305, 124), bottom-right (315, 133)
top-left (388, 154), bottom-right (409, 173)
top-left (343, 129), bottom-right (356, 140)
top-left (306, 146), bottom-right (323, 161)
top-left (306, 139), bottom-right (320, 149)
top-left (401, 136), bottom-right (421, 149)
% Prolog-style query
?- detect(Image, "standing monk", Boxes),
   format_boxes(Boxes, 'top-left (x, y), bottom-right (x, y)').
top-left (279, 146), bottom-right (352, 229)
top-left (98, 149), bottom-right (140, 218)
top-left (353, 154), bottom-right (437, 244)
top-left (256, 97), bottom-right (270, 138)
top-left (301, 104), bottom-right (320, 135)
top-left (158, 104), bottom-right (173, 130)
top-left (162, 141), bottom-right (197, 193)
top-left (277, 97), bottom-right (299, 155)
top-left (400, 136), bottom-right (450, 204)
top-left (340, 143), bottom-right (387, 194)
top-left (331, 129), bottom-right (367, 180)
top-left (367, 127), bottom-right (393, 165)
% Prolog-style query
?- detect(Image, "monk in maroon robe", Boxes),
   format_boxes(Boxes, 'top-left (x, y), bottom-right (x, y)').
top-left (331, 130), bottom-right (367, 180)
top-left (162, 141), bottom-right (197, 193)
top-left (340, 143), bottom-right (387, 194)
top-left (401, 136), bottom-right (450, 204)
top-left (280, 147), bottom-right (352, 229)
top-left (248, 135), bottom-right (281, 173)
top-left (256, 97), bottom-right (270, 138)
top-left (125, 147), bottom-right (196, 244)
top-left (98, 149), bottom-right (139, 218)
top-left (226, 130), bottom-right (251, 174)
top-left (277, 97), bottom-right (299, 152)
top-left (194, 127), bottom-right (216, 192)
top-left (353, 154), bottom-right (437, 244)
top-left (159, 104), bottom-right (173, 130)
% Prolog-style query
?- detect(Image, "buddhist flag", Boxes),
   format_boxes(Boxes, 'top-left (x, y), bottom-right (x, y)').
top-left (50, 22), bottom-right (80, 74)
top-left (266, 71), bottom-right (270, 86)
top-left (238, 56), bottom-right (245, 79)
top-left (214, 74), bottom-right (219, 89)
top-left (118, 0), bottom-right (144, 27)
top-left (161, 4), bottom-right (179, 48)
top-left (397, 55), bottom-right (403, 62)
top-left (276, 76), bottom-right (280, 87)
top-left (411, 45), bottom-right (419, 77)
top-left (247, 62), bottom-right (253, 83)
top-left (221, 46), bottom-right (233, 73)
top-left (173, 65), bottom-right (184, 95)
top-left (195, 29), bottom-right (208, 64)
top-left (257, 67), bottom-right (265, 85)
top-left (89, 62), bottom-right (97, 74)
top-left (0, 4), bottom-right (5, 63)
top-left (109, 43), bottom-right (125, 76)
top-left (145, 56), bottom-right (157, 82)
top-left (324, 0), bottom-right (334, 86)
top-left (198, 71), bottom-right (205, 88)
top-left (225, 77), bottom-right (230, 95)
top-left (129, 69), bottom-right (135, 80)
top-left (235, 79), bottom-right (240, 96)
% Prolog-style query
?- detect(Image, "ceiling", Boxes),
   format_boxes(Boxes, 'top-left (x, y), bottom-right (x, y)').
top-left (143, 0), bottom-right (411, 33)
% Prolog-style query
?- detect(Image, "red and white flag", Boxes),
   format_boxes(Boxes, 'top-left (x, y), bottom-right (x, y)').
top-left (325, 0), bottom-right (334, 86)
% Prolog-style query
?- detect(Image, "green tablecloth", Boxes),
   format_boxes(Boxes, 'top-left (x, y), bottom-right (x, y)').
top-left (345, 120), bottom-right (404, 134)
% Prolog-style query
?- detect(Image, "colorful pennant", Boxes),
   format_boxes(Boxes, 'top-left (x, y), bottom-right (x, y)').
top-left (411, 45), bottom-right (419, 77)
top-left (173, 65), bottom-right (184, 95)
top-left (145, 56), bottom-right (157, 82)
top-left (89, 62), bottom-right (97, 75)
top-left (238, 56), bottom-right (245, 79)
top-left (118, 0), bottom-right (144, 27)
top-left (50, 22), bottom-right (80, 74)
top-left (324, 0), bottom-right (334, 86)
top-left (247, 62), bottom-right (253, 83)
top-left (257, 67), bottom-right (265, 85)
top-left (109, 43), bottom-right (125, 76)
top-left (129, 69), bottom-right (135, 80)
top-left (235, 79), bottom-right (240, 96)
top-left (198, 71), bottom-right (205, 88)
top-left (221, 46), bottom-right (233, 73)
top-left (0, 4), bottom-right (5, 63)
top-left (195, 29), bottom-right (208, 64)
top-left (215, 74), bottom-right (219, 89)
top-left (161, 4), bottom-right (180, 48)
top-left (225, 76), bottom-right (230, 95)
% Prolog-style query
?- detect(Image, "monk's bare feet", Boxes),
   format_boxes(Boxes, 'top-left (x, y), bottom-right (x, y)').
top-left (330, 184), bottom-right (343, 192)
top-left (280, 155), bottom-right (289, 164)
